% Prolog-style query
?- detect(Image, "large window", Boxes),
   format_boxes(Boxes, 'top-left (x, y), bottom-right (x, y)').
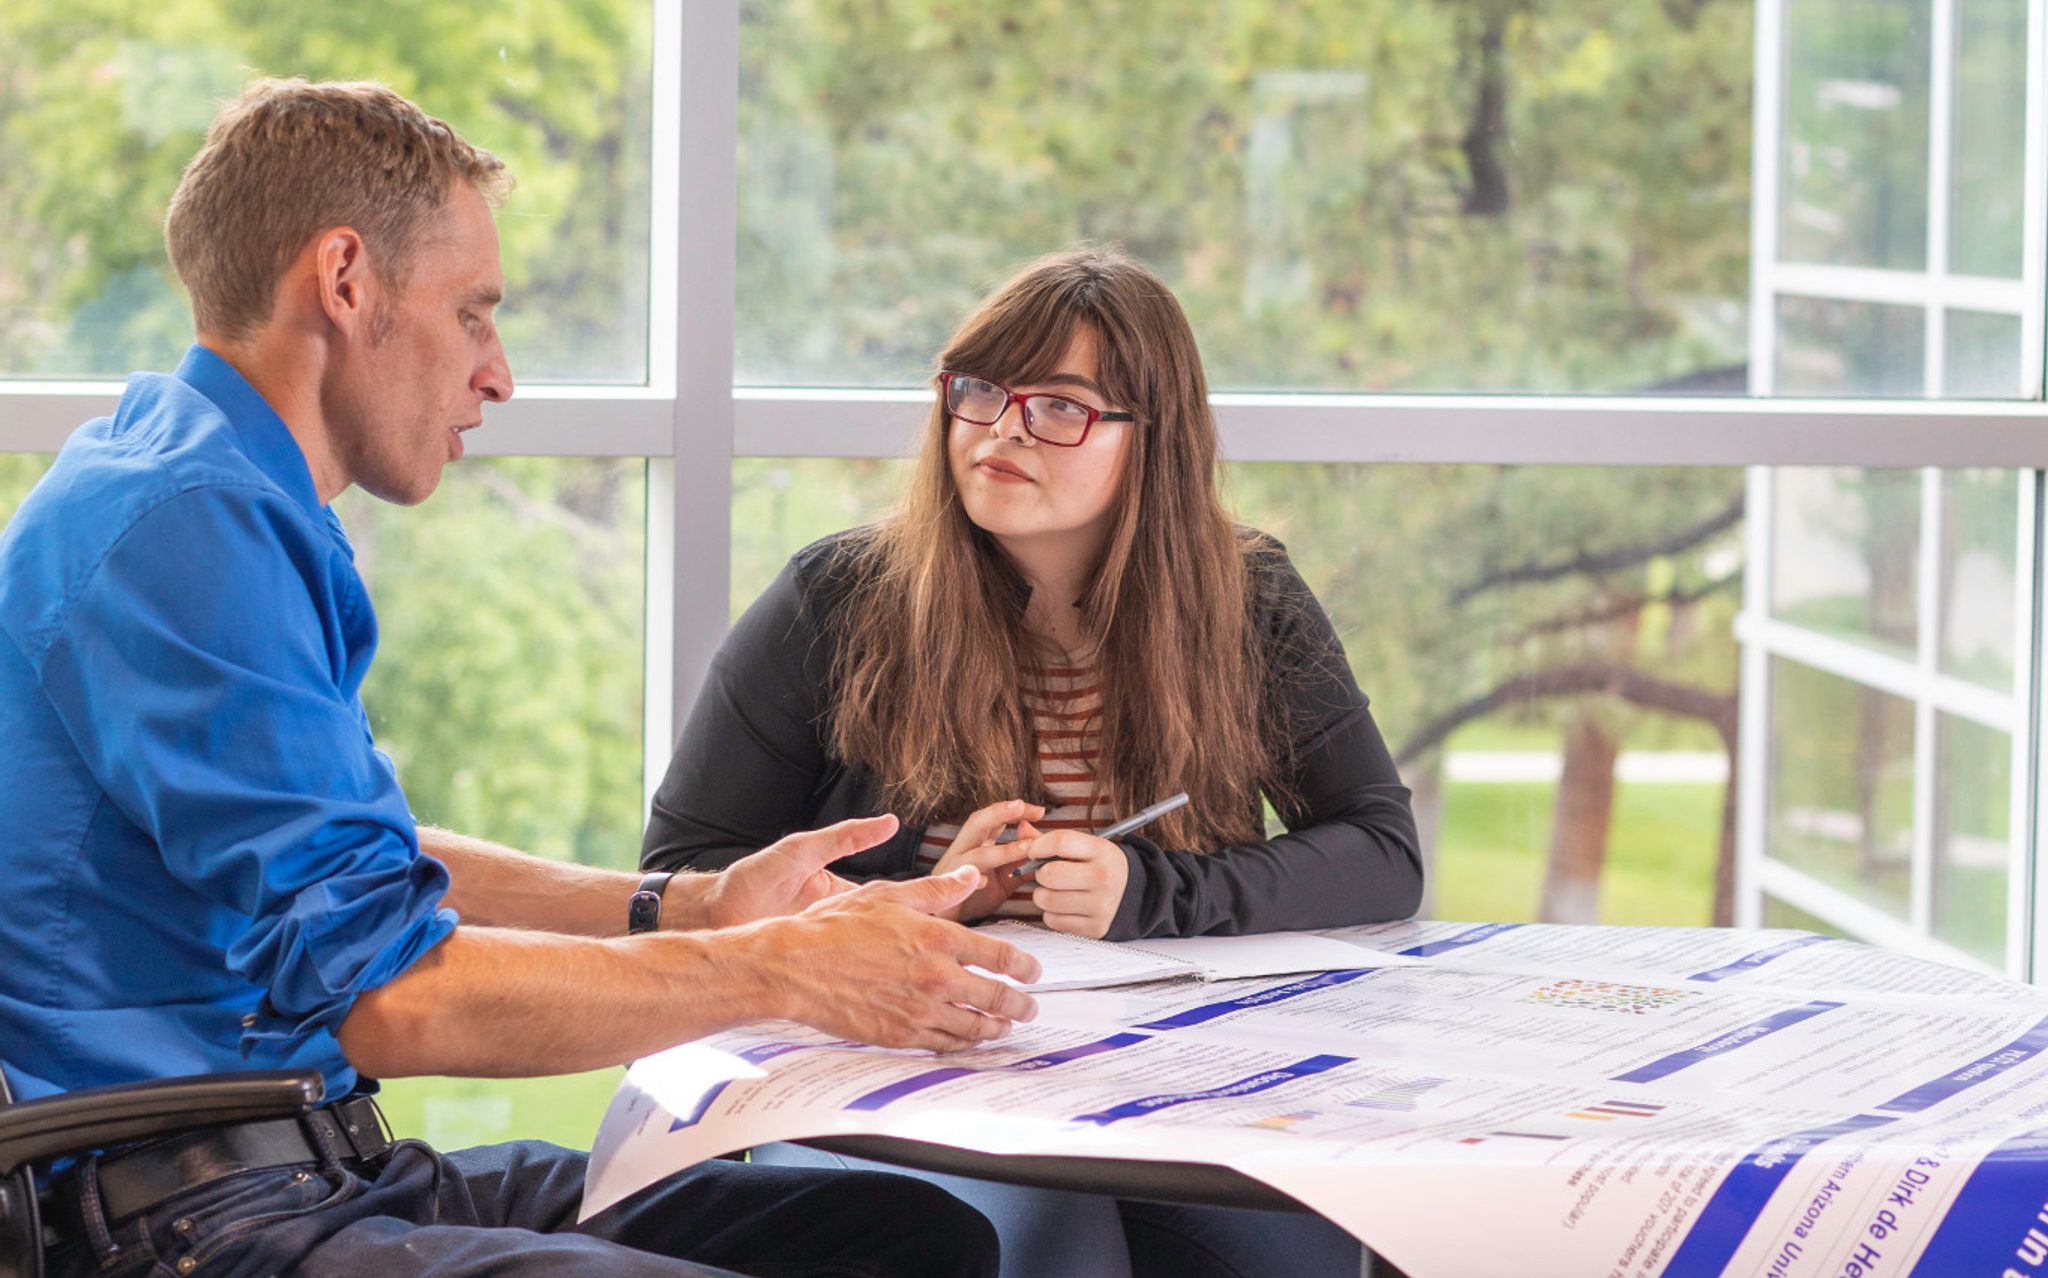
top-left (1740, 0), bottom-right (2040, 972)
top-left (738, 1), bottom-right (1754, 395)
top-left (3, 0), bottom-right (2045, 1158)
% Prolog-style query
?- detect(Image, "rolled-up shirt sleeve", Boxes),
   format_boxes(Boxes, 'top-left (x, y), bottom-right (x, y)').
top-left (32, 485), bottom-right (453, 1056)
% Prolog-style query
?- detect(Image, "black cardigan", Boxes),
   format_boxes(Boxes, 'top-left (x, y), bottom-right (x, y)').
top-left (642, 530), bottom-right (1423, 940)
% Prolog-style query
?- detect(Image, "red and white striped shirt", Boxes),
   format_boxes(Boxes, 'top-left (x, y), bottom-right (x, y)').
top-left (917, 657), bottom-right (1117, 920)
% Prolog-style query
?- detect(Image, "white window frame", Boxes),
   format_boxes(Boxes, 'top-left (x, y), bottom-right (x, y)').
top-left (1738, 0), bottom-right (2048, 979)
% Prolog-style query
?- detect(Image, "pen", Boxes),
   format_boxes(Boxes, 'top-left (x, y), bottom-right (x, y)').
top-left (1011, 792), bottom-right (1190, 877)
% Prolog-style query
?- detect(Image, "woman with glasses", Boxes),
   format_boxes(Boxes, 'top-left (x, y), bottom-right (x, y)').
top-left (643, 247), bottom-right (1420, 1277)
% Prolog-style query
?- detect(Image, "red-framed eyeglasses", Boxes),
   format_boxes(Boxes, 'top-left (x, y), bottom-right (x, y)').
top-left (938, 371), bottom-right (1134, 447)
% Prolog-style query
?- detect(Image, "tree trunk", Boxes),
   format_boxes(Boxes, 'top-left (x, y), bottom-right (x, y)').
top-left (1460, 6), bottom-right (1512, 216)
top-left (1540, 714), bottom-right (1619, 923)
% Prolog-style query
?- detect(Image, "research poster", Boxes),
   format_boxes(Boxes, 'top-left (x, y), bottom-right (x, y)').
top-left (584, 921), bottom-right (2048, 1278)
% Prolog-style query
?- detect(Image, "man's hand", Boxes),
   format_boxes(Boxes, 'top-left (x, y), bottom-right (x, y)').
top-left (929, 799), bottom-right (1043, 921)
top-left (740, 866), bottom-right (1043, 1052)
top-left (344, 826), bottom-right (1040, 1078)
top-left (690, 814), bottom-right (899, 930)
top-left (1019, 829), bottom-right (1129, 939)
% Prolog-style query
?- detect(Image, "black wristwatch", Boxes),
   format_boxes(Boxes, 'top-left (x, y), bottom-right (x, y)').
top-left (627, 870), bottom-right (675, 935)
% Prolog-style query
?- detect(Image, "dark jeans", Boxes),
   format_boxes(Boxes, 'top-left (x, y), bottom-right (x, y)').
top-left (45, 1138), bottom-right (999, 1278)
top-left (751, 1142), bottom-right (1368, 1278)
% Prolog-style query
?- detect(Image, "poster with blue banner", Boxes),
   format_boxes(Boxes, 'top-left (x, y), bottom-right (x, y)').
top-left (586, 919), bottom-right (2048, 1278)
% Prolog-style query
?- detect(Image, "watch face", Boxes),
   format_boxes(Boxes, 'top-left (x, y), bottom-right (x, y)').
top-left (628, 889), bottom-right (662, 934)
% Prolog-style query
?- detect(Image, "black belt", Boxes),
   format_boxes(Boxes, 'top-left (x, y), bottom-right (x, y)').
top-left (80, 1094), bottom-right (392, 1226)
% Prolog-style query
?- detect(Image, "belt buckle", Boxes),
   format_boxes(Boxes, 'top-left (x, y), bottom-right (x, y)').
top-left (326, 1095), bottom-right (393, 1163)
top-left (37, 1182), bottom-right (73, 1251)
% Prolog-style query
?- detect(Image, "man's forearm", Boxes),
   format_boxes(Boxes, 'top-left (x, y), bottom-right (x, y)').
top-left (338, 924), bottom-right (777, 1078)
top-left (338, 868), bottom-right (1043, 1078)
top-left (421, 826), bottom-right (713, 936)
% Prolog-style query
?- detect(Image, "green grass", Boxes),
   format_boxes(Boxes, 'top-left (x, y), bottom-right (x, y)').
top-left (1441, 721), bottom-right (1561, 753)
top-left (1445, 718), bottom-right (1727, 755)
top-left (1762, 897), bottom-right (1846, 935)
top-left (1432, 781), bottom-right (1723, 926)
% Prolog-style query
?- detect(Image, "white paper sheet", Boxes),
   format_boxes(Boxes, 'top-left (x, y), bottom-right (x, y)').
top-left (969, 921), bottom-right (1192, 991)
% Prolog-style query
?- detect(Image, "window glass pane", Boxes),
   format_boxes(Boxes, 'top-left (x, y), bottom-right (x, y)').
top-left (1767, 657), bottom-right (1914, 919)
top-left (1932, 714), bottom-right (2009, 967)
top-left (341, 456), bottom-right (645, 1145)
top-left (1775, 296), bottom-right (1925, 396)
top-left (0, 4), bottom-right (653, 383)
top-left (732, 457), bottom-right (905, 618)
top-left (733, 458), bottom-right (1742, 929)
top-left (737, 3), bottom-right (1754, 394)
top-left (1779, 0), bottom-right (1930, 271)
top-left (1761, 895), bottom-right (1851, 936)
top-left (1950, 0), bottom-right (2028, 280)
top-left (337, 459), bottom-right (646, 867)
top-left (0, 455), bottom-right (57, 530)
top-left (1243, 464), bottom-right (1741, 928)
top-left (375, 1070), bottom-right (621, 1153)
top-left (1770, 467), bottom-right (1919, 660)
top-left (1940, 468), bottom-right (2018, 690)
top-left (1942, 309), bottom-right (2023, 399)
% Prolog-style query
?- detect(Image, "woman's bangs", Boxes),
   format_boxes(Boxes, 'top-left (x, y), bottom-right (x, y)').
top-left (945, 290), bottom-right (1091, 390)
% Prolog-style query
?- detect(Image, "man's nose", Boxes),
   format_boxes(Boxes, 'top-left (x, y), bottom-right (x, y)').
top-left (476, 338), bottom-right (514, 403)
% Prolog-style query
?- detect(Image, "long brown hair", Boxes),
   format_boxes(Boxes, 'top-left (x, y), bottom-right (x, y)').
top-left (829, 247), bottom-right (1285, 850)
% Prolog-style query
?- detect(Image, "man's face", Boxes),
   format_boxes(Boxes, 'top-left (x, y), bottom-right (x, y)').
top-left (328, 182), bottom-right (512, 506)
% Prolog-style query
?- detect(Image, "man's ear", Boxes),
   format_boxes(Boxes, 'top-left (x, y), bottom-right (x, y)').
top-left (313, 227), bottom-right (374, 335)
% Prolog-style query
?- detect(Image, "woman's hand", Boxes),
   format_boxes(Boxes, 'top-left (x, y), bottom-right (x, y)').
top-left (1021, 829), bottom-right (1130, 939)
top-left (930, 799), bottom-right (1044, 922)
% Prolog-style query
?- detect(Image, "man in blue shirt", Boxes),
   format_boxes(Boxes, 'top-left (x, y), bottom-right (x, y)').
top-left (0, 78), bottom-right (1038, 1278)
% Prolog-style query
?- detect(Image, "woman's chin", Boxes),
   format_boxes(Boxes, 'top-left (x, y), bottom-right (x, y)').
top-left (969, 510), bottom-right (1065, 542)
top-left (959, 499), bottom-right (1036, 537)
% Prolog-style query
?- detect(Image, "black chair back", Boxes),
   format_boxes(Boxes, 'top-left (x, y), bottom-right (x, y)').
top-left (0, 1063), bottom-right (321, 1278)
top-left (0, 1065), bottom-right (43, 1278)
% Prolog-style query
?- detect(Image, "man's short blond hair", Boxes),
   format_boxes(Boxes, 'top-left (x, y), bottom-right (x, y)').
top-left (165, 78), bottom-right (512, 340)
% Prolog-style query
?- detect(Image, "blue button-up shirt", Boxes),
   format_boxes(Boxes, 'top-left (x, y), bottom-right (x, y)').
top-left (0, 346), bottom-right (456, 1104)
